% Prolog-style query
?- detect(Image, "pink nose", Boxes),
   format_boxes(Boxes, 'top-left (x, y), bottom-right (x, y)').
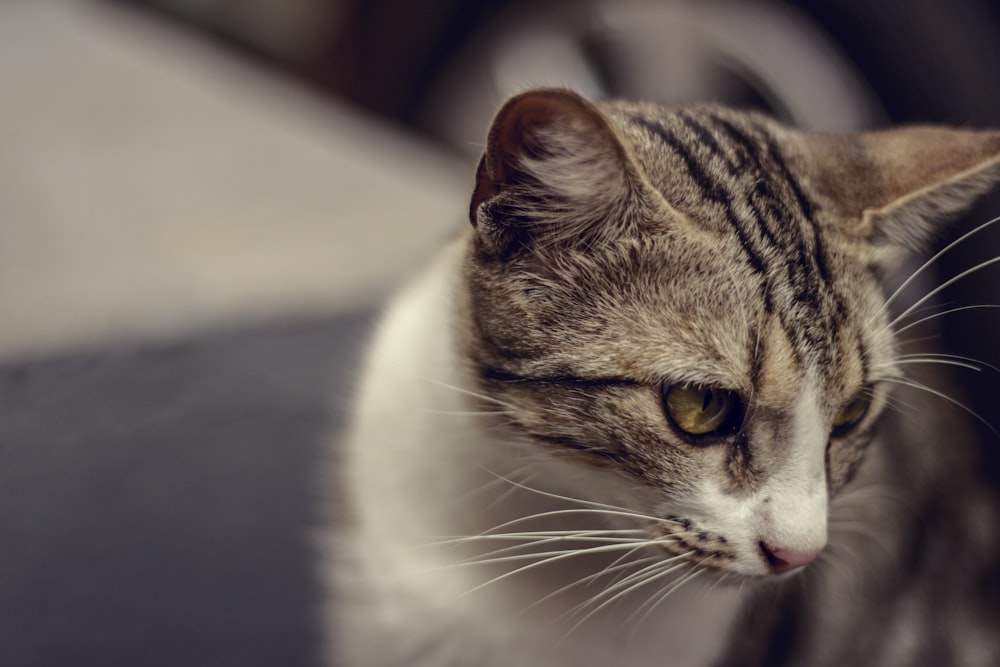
top-left (761, 544), bottom-right (823, 574)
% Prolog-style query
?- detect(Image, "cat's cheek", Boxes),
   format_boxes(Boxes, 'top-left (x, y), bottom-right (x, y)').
top-left (651, 486), bottom-right (793, 577)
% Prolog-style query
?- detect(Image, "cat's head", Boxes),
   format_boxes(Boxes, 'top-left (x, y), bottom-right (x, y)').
top-left (462, 88), bottom-right (1000, 577)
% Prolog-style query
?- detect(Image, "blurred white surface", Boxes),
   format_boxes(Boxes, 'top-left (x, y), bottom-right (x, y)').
top-left (0, 0), bottom-right (467, 360)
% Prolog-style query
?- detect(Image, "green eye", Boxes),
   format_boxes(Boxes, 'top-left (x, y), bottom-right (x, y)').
top-left (662, 385), bottom-right (740, 436)
top-left (832, 388), bottom-right (873, 434)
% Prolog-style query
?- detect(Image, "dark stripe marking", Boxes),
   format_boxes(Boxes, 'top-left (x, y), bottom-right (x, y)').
top-left (706, 112), bottom-right (840, 357)
top-left (628, 113), bottom-right (770, 280)
top-left (534, 434), bottom-right (627, 465)
top-left (751, 121), bottom-right (831, 286)
top-left (482, 367), bottom-right (640, 388)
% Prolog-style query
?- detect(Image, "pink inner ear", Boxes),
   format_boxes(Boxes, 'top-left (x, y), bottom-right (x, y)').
top-left (468, 88), bottom-right (643, 250)
top-left (485, 90), bottom-right (598, 188)
top-left (471, 89), bottom-right (602, 224)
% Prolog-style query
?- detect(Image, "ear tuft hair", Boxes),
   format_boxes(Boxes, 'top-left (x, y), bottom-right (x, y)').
top-left (470, 88), bottom-right (646, 255)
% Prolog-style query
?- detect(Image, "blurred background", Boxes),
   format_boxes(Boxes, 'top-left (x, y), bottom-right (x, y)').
top-left (2, 0), bottom-right (1000, 665)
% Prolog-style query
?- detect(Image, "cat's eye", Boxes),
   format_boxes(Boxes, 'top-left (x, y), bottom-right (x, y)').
top-left (832, 388), bottom-right (873, 435)
top-left (662, 384), bottom-right (740, 437)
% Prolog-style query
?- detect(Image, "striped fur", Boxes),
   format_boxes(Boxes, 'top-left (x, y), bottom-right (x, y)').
top-left (328, 89), bottom-right (1000, 667)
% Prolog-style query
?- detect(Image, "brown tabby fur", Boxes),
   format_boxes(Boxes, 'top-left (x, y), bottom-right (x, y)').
top-left (329, 88), bottom-right (1000, 666)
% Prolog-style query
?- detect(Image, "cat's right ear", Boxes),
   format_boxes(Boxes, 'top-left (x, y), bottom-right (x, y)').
top-left (470, 88), bottom-right (644, 256)
top-left (802, 126), bottom-right (1000, 264)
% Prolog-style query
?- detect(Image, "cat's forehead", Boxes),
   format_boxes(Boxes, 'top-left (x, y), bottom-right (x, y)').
top-left (604, 102), bottom-right (866, 357)
top-left (600, 100), bottom-right (791, 215)
top-left (468, 228), bottom-right (876, 407)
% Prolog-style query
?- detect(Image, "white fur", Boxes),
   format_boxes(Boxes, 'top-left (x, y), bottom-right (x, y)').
top-left (675, 376), bottom-right (829, 577)
top-left (329, 237), bottom-right (745, 667)
top-left (755, 376), bottom-right (829, 554)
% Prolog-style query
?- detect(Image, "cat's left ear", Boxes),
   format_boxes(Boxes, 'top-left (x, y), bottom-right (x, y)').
top-left (801, 126), bottom-right (1000, 259)
top-left (470, 88), bottom-right (648, 255)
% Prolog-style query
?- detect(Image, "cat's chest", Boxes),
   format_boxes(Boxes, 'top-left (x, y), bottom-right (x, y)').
top-left (481, 578), bottom-right (744, 667)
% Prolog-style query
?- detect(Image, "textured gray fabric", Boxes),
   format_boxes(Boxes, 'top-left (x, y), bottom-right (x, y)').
top-left (0, 312), bottom-right (374, 667)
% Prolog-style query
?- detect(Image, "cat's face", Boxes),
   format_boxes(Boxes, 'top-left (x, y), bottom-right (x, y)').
top-left (462, 89), bottom-right (1000, 578)
top-left (465, 222), bottom-right (893, 576)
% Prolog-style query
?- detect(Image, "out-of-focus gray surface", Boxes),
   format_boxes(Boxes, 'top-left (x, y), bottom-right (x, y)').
top-left (0, 1), bottom-right (466, 665)
top-left (0, 311), bottom-right (374, 667)
top-left (0, 0), bottom-right (466, 361)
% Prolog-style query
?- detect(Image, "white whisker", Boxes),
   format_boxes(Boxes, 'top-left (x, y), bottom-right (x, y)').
top-left (471, 507), bottom-right (667, 540)
top-left (882, 376), bottom-right (997, 436)
top-left (525, 552), bottom-right (662, 614)
top-left (564, 552), bottom-right (693, 633)
top-left (887, 254), bottom-right (1000, 332)
top-left (426, 409), bottom-right (512, 416)
top-left (870, 214), bottom-right (1000, 328)
top-left (882, 391), bottom-right (917, 416)
top-left (436, 528), bottom-right (646, 543)
top-left (617, 560), bottom-right (694, 631)
top-left (704, 571), bottom-right (732, 596)
top-left (894, 333), bottom-right (942, 352)
top-left (442, 534), bottom-right (651, 562)
top-left (479, 470), bottom-right (670, 524)
top-left (428, 528), bottom-right (646, 552)
top-left (425, 378), bottom-right (515, 409)
top-left (486, 471), bottom-right (537, 508)
top-left (893, 304), bottom-right (1000, 336)
top-left (451, 543), bottom-right (649, 572)
top-left (896, 351), bottom-right (1000, 374)
top-left (630, 564), bottom-right (706, 632)
top-left (456, 541), bottom-right (671, 597)
top-left (889, 357), bottom-right (983, 372)
top-left (560, 558), bottom-right (670, 622)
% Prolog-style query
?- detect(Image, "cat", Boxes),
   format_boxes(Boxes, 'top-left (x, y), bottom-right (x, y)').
top-left (325, 88), bottom-right (1000, 667)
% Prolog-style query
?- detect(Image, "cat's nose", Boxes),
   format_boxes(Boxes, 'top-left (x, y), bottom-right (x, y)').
top-left (760, 543), bottom-right (823, 574)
